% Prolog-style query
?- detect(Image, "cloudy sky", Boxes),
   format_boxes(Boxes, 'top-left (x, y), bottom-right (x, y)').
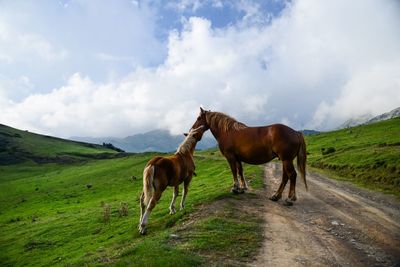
top-left (1, 0), bottom-right (399, 138)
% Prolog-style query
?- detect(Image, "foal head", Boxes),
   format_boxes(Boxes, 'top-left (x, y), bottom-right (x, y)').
top-left (177, 126), bottom-right (205, 155)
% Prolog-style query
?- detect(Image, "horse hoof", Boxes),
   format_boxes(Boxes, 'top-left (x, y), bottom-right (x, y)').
top-left (269, 195), bottom-right (280, 201)
top-left (231, 188), bottom-right (244, 194)
top-left (283, 199), bottom-right (293, 206)
top-left (231, 188), bottom-right (240, 194)
top-left (139, 228), bottom-right (147, 235)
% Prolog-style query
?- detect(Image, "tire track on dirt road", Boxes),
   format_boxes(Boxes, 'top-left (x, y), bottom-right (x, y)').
top-left (250, 162), bottom-right (400, 267)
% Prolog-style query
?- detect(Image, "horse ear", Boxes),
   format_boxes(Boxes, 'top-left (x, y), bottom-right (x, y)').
top-left (200, 107), bottom-right (205, 114)
top-left (183, 133), bottom-right (188, 136)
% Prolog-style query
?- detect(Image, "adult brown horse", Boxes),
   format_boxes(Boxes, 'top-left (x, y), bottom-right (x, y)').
top-left (138, 126), bottom-right (205, 235)
top-left (190, 108), bottom-right (307, 205)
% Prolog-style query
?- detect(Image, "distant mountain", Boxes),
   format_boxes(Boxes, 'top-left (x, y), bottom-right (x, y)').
top-left (71, 129), bottom-right (217, 153)
top-left (364, 107), bottom-right (400, 125)
top-left (301, 129), bottom-right (321, 136)
top-left (339, 107), bottom-right (400, 129)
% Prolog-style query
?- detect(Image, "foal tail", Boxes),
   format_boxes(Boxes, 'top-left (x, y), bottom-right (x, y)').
top-left (143, 165), bottom-right (155, 206)
top-left (297, 132), bottom-right (308, 191)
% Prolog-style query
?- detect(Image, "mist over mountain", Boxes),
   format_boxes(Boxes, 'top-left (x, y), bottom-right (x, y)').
top-left (71, 129), bottom-right (217, 153)
top-left (339, 107), bottom-right (400, 129)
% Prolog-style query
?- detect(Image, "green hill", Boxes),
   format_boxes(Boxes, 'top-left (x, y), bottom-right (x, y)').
top-left (305, 117), bottom-right (400, 196)
top-left (0, 124), bottom-right (124, 165)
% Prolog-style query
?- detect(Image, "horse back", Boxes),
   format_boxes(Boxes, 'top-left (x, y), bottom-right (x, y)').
top-left (146, 155), bottom-right (193, 187)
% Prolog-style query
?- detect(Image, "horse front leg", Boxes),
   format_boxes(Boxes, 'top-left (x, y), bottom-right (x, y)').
top-left (139, 192), bottom-right (145, 223)
top-left (180, 176), bottom-right (192, 210)
top-left (228, 159), bottom-right (242, 194)
top-left (169, 186), bottom-right (179, 214)
top-left (237, 161), bottom-right (248, 191)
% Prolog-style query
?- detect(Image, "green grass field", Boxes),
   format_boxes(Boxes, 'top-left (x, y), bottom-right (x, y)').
top-left (305, 117), bottom-right (400, 196)
top-left (1, 117), bottom-right (399, 266)
top-left (0, 126), bottom-right (264, 266)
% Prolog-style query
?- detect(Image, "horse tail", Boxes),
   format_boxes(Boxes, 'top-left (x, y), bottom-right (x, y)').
top-left (297, 132), bottom-right (308, 191)
top-left (143, 165), bottom-right (155, 206)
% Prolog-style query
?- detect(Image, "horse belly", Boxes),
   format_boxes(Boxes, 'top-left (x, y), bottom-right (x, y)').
top-left (237, 147), bottom-right (276, 165)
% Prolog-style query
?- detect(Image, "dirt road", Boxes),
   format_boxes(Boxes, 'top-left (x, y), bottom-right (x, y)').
top-left (250, 162), bottom-right (400, 267)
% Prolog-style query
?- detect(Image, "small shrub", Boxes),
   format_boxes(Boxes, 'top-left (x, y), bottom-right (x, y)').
top-left (373, 160), bottom-right (386, 169)
top-left (102, 204), bottom-right (111, 223)
top-left (31, 214), bottom-right (39, 222)
top-left (118, 202), bottom-right (129, 217)
top-left (321, 147), bottom-right (336, 155)
top-left (377, 142), bottom-right (387, 147)
top-left (8, 217), bottom-right (22, 223)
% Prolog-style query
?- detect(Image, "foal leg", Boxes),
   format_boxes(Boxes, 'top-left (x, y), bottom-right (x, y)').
top-left (169, 186), bottom-right (179, 214)
top-left (269, 162), bottom-right (289, 201)
top-left (228, 159), bottom-right (242, 194)
top-left (139, 192), bottom-right (146, 224)
top-left (180, 177), bottom-right (192, 210)
top-left (139, 189), bottom-right (163, 235)
top-left (237, 161), bottom-right (248, 191)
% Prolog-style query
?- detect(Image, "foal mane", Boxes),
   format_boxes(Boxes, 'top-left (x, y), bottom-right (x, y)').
top-left (176, 134), bottom-right (197, 155)
top-left (206, 112), bottom-right (247, 133)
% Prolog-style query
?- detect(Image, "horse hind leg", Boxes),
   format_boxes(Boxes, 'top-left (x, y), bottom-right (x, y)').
top-left (139, 188), bottom-right (163, 235)
top-left (287, 163), bottom-right (297, 201)
top-left (283, 161), bottom-right (297, 206)
top-left (269, 162), bottom-right (289, 202)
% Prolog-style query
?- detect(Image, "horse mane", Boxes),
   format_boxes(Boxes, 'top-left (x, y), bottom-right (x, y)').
top-left (206, 112), bottom-right (247, 132)
top-left (176, 134), bottom-right (197, 155)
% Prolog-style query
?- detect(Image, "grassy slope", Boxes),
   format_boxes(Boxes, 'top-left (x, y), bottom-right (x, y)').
top-left (305, 117), bottom-right (400, 196)
top-left (0, 124), bottom-right (119, 165)
top-left (0, 127), bottom-right (264, 266)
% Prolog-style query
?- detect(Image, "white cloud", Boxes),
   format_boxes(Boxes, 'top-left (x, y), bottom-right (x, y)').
top-left (1, 0), bottom-right (400, 138)
top-left (0, 1), bottom-right (165, 94)
top-left (0, 20), bottom-right (67, 64)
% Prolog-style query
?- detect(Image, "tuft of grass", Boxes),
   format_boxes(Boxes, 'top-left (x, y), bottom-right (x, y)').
top-left (102, 203), bottom-right (111, 223)
top-left (118, 202), bottom-right (129, 217)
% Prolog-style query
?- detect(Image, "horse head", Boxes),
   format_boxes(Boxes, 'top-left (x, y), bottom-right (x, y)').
top-left (190, 107), bottom-right (210, 132)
